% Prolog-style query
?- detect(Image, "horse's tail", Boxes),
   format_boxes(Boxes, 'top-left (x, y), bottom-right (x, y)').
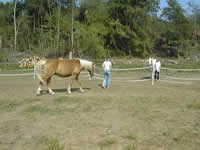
top-left (36, 59), bottom-right (46, 83)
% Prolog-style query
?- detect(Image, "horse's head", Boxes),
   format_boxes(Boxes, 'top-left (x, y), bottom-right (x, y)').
top-left (79, 59), bottom-right (95, 80)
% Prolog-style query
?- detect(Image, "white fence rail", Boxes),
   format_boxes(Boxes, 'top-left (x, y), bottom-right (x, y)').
top-left (1, 64), bottom-right (200, 84)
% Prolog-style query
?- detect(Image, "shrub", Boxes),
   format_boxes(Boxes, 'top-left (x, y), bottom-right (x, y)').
top-left (0, 54), bottom-right (4, 62)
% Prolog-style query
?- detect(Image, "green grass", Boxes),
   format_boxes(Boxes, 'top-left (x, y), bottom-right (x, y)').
top-left (162, 62), bottom-right (200, 69)
top-left (0, 63), bottom-right (33, 74)
top-left (1, 62), bottom-right (200, 150)
top-left (54, 96), bottom-right (84, 104)
top-left (113, 64), bottom-right (147, 68)
top-left (36, 136), bottom-right (64, 150)
top-left (55, 96), bottom-right (113, 114)
top-left (187, 103), bottom-right (200, 110)
top-left (0, 99), bottom-right (25, 112)
top-left (0, 64), bottom-right (21, 70)
top-left (125, 144), bottom-right (136, 150)
top-left (24, 98), bottom-right (41, 103)
top-left (25, 105), bottom-right (51, 114)
top-left (98, 137), bottom-right (118, 148)
top-left (54, 97), bottom-right (69, 103)
top-left (0, 102), bottom-right (19, 112)
top-left (0, 98), bottom-right (42, 112)
top-left (23, 97), bottom-right (85, 116)
top-left (24, 105), bottom-right (65, 116)
top-left (54, 96), bottom-right (88, 113)
top-left (123, 135), bottom-right (137, 141)
top-left (45, 137), bottom-right (64, 150)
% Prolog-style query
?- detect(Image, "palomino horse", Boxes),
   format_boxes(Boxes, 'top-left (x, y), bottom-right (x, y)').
top-left (36, 58), bottom-right (95, 95)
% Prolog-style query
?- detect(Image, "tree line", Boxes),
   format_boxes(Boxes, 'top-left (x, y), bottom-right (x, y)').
top-left (0, 0), bottom-right (200, 59)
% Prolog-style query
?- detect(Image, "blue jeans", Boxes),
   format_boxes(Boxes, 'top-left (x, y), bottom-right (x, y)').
top-left (103, 70), bottom-right (111, 88)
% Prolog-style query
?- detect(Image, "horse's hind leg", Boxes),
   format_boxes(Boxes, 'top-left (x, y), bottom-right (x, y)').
top-left (76, 75), bottom-right (84, 92)
top-left (47, 77), bottom-right (55, 95)
top-left (68, 75), bottom-right (76, 94)
top-left (68, 78), bottom-right (74, 94)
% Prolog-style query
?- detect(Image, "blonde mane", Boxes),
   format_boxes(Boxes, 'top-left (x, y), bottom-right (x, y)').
top-left (79, 59), bottom-right (93, 70)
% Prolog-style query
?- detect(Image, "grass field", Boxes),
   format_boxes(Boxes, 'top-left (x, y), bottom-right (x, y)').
top-left (0, 67), bottom-right (200, 150)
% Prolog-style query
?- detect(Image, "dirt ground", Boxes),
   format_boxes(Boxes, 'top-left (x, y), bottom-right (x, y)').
top-left (0, 70), bottom-right (200, 150)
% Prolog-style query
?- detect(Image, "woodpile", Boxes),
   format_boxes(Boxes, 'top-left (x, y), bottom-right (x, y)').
top-left (18, 56), bottom-right (41, 68)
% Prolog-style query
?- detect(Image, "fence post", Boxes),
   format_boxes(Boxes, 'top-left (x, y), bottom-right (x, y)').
top-left (69, 51), bottom-right (72, 59)
top-left (33, 56), bottom-right (36, 80)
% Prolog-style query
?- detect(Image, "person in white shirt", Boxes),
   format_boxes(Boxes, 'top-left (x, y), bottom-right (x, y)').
top-left (102, 58), bottom-right (112, 88)
top-left (151, 58), bottom-right (156, 81)
top-left (155, 61), bottom-right (161, 80)
top-left (148, 57), bottom-right (152, 66)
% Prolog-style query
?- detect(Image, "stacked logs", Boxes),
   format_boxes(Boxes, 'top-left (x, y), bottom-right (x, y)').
top-left (18, 56), bottom-right (41, 68)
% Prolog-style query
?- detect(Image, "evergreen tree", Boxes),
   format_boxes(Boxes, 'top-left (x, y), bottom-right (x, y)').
top-left (159, 0), bottom-right (190, 57)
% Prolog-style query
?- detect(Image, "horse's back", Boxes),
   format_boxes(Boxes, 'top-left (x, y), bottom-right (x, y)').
top-left (45, 59), bottom-right (81, 77)
top-left (44, 59), bottom-right (59, 74)
top-left (57, 59), bottom-right (80, 70)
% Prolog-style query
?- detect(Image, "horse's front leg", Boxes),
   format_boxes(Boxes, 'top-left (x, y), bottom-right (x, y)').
top-left (76, 76), bottom-right (84, 92)
top-left (47, 77), bottom-right (55, 95)
top-left (37, 81), bottom-right (43, 96)
top-left (68, 76), bottom-right (75, 94)
top-left (37, 75), bottom-right (46, 96)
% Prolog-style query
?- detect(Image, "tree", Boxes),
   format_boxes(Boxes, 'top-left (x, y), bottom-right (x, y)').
top-left (105, 0), bottom-right (160, 57)
top-left (160, 0), bottom-right (190, 58)
top-left (188, 2), bottom-right (200, 43)
top-left (14, 0), bottom-right (18, 52)
top-left (161, 0), bottom-right (188, 24)
top-left (0, 0), bottom-right (196, 59)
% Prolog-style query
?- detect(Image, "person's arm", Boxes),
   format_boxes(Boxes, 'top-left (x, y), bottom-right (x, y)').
top-left (102, 62), bottom-right (104, 68)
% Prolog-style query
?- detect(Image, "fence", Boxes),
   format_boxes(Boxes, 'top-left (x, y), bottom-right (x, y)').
top-left (1, 61), bottom-right (200, 85)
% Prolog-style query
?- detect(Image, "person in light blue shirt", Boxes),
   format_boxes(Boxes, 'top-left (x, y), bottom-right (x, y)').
top-left (102, 58), bottom-right (112, 88)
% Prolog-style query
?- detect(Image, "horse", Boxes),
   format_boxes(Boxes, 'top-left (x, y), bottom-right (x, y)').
top-left (36, 58), bottom-right (95, 95)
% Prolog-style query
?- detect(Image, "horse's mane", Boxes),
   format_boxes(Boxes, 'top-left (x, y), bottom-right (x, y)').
top-left (79, 59), bottom-right (93, 70)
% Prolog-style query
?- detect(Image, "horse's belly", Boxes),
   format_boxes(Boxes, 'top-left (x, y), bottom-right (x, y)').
top-left (55, 72), bottom-right (71, 77)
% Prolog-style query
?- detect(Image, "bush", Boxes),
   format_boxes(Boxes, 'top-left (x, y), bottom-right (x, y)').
top-left (0, 64), bottom-right (20, 70)
top-left (0, 54), bottom-right (4, 62)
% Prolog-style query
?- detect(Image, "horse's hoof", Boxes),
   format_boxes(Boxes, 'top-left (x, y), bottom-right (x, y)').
top-left (50, 92), bottom-right (55, 95)
top-left (68, 89), bottom-right (71, 94)
top-left (80, 89), bottom-right (84, 93)
top-left (37, 92), bottom-right (41, 96)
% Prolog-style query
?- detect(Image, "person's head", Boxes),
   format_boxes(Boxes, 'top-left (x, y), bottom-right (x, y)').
top-left (105, 55), bottom-right (111, 61)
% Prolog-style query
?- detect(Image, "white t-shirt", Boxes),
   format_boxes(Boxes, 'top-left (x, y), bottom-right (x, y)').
top-left (152, 59), bottom-right (156, 71)
top-left (103, 60), bottom-right (112, 71)
top-left (148, 58), bottom-right (152, 65)
top-left (155, 61), bottom-right (161, 72)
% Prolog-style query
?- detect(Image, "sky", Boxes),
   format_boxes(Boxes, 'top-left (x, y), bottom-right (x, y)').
top-left (159, 0), bottom-right (200, 15)
top-left (160, 0), bottom-right (200, 8)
